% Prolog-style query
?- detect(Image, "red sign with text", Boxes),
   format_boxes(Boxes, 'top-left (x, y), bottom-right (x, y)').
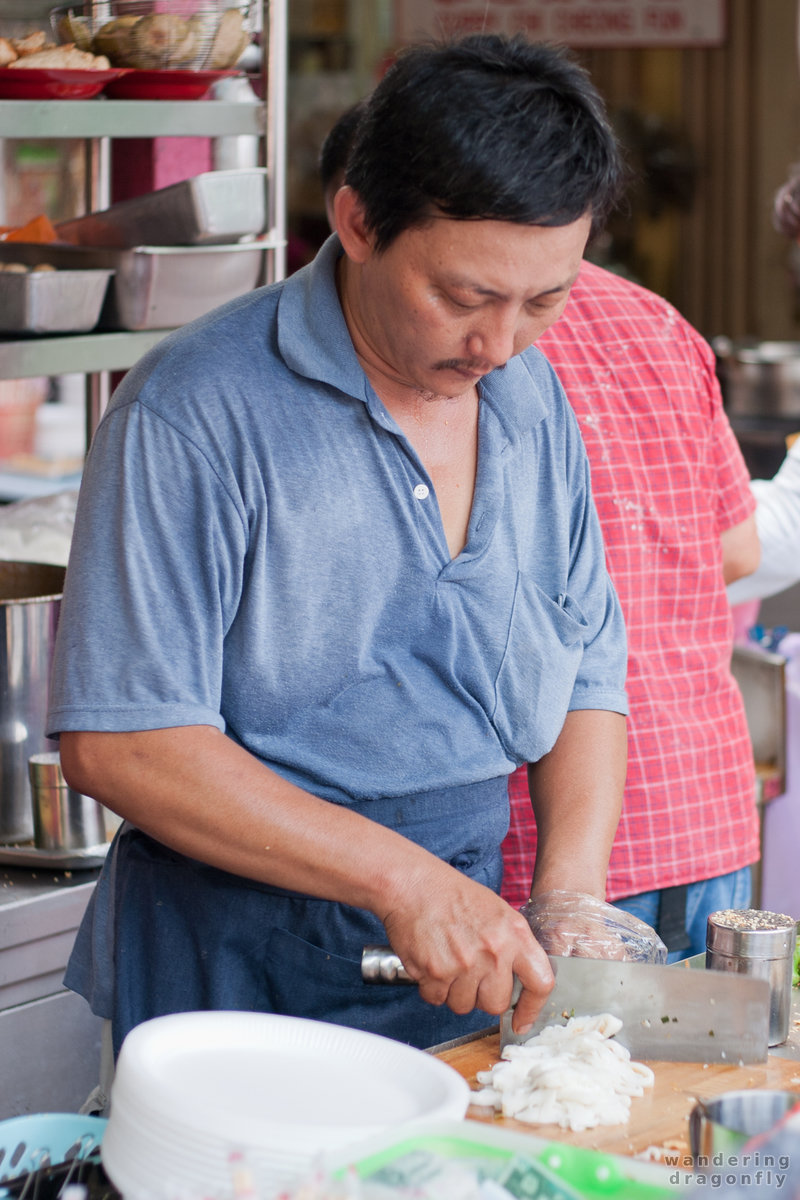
top-left (394, 0), bottom-right (726, 47)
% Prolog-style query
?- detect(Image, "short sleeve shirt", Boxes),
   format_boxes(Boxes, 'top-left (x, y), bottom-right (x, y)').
top-left (48, 238), bottom-right (628, 804)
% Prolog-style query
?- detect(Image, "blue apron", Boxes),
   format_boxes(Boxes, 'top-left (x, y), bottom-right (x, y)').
top-left (68, 777), bottom-right (510, 1057)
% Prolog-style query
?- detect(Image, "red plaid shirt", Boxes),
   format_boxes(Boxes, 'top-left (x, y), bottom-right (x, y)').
top-left (502, 261), bottom-right (759, 908)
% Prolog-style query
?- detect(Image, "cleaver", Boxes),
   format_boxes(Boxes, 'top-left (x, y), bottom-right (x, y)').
top-left (361, 945), bottom-right (771, 1063)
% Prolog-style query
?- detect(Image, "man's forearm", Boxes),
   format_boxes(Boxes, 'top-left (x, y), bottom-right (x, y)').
top-left (526, 708), bottom-right (626, 900)
top-left (59, 725), bottom-right (435, 917)
top-left (59, 725), bottom-right (555, 1025)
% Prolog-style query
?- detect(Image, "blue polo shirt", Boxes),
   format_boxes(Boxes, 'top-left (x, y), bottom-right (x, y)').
top-left (47, 235), bottom-right (627, 799)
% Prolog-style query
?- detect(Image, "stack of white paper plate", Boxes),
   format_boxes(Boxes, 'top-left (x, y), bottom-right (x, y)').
top-left (101, 1010), bottom-right (471, 1198)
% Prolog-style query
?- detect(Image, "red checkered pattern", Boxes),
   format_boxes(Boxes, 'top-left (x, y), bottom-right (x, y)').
top-left (502, 261), bottom-right (759, 908)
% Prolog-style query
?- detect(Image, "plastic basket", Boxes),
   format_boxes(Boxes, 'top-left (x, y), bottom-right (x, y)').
top-left (0, 1114), bottom-right (107, 1184)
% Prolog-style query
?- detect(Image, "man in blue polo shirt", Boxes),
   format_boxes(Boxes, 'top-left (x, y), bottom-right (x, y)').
top-left (49, 34), bottom-right (629, 1055)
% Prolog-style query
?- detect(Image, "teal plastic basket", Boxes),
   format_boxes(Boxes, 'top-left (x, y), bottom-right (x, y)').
top-left (0, 1113), bottom-right (107, 1184)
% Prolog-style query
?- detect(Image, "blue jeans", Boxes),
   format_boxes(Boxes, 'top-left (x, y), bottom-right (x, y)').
top-left (613, 867), bottom-right (752, 963)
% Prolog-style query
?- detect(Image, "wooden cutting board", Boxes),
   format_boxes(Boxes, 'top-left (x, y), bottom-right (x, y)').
top-left (436, 1031), bottom-right (800, 1160)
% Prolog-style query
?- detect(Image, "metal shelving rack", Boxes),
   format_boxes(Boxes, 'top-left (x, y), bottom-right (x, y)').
top-left (0, 0), bottom-right (287, 451)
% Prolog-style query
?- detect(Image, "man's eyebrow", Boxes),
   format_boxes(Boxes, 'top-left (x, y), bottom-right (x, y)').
top-left (448, 272), bottom-right (580, 301)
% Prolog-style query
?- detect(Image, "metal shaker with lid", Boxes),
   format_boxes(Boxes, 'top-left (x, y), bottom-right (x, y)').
top-left (706, 909), bottom-right (797, 1046)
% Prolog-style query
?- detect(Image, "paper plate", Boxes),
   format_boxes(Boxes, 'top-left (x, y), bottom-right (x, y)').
top-left (101, 68), bottom-right (239, 101)
top-left (0, 67), bottom-right (123, 100)
top-left (101, 1011), bottom-right (471, 1198)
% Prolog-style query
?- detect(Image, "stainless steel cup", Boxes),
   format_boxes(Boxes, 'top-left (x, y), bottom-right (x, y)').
top-left (28, 751), bottom-right (106, 851)
top-left (0, 561), bottom-right (66, 843)
top-left (689, 1089), bottom-right (800, 1162)
top-left (706, 909), bottom-right (798, 1046)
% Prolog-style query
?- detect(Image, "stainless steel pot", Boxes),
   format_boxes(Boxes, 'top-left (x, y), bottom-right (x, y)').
top-left (0, 562), bottom-right (66, 844)
top-left (713, 337), bottom-right (800, 418)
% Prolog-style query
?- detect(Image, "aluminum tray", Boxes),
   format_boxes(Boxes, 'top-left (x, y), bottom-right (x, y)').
top-left (0, 242), bottom-right (266, 331)
top-left (55, 169), bottom-right (269, 249)
top-left (0, 840), bottom-right (108, 869)
top-left (0, 267), bottom-right (114, 334)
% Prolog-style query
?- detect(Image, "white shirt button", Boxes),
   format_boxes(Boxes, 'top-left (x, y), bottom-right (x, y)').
top-left (413, 483), bottom-right (430, 500)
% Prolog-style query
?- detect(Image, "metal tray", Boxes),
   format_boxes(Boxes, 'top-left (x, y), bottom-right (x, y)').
top-left (0, 267), bottom-right (114, 334)
top-left (731, 642), bottom-right (787, 781)
top-left (55, 169), bottom-right (268, 248)
top-left (0, 841), bottom-right (108, 869)
top-left (0, 242), bottom-right (266, 331)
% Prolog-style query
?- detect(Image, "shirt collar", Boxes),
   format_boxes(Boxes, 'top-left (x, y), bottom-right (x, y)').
top-left (276, 232), bottom-right (550, 442)
top-left (277, 234), bottom-right (367, 399)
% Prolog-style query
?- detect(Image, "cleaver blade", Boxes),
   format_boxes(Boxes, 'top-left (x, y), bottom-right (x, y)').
top-left (501, 954), bottom-right (770, 1063)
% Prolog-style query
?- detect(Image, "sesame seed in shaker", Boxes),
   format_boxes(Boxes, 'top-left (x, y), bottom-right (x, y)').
top-left (706, 909), bottom-right (797, 1046)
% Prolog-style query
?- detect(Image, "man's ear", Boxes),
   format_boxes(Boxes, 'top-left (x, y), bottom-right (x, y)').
top-left (334, 185), bottom-right (373, 264)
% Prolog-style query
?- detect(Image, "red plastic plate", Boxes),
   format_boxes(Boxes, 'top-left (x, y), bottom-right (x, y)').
top-left (0, 67), bottom-right (124, 100)
top-left (102, 68), bottom-right (240, 101)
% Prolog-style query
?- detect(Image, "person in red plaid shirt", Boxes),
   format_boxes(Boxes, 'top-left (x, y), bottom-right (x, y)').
top-left (502, 260), bottom-right (761, 959)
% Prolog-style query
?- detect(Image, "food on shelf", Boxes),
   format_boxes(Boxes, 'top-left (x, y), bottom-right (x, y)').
top-left (10, 44), bottom-right (111, 69)
top-left (0, 27), bottom-right (111, 70)
top-left (207, 8), bottom-right (250, 69)
top-left (54, 11), bottom-right (93, 51)
top-left (10, 31), bottom-right (49, 56)
top-left (0, 263), bottom-right (57, 272)
top-left (87, 16), bottom-right (137, 62)
top-left (51, 5), bottom-right (252, 71)
top-left (127, 13), bottom-right (199, 69)
top-left (0, 215), bottom-right (59, 244)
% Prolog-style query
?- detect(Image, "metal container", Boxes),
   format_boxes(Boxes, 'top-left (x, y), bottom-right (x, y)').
top-left (97, 242), bottom-right (266, 329)
top-left (713, 337), bottom-right (800, 418)
top-left (0, 267), bottom-right (114, 334)
top-left (55, 169), bottom-right (268, 248)
top-left (706, 909), bottom-right (798, 1046)
top-left (0, 562), bottom-right (66, 845)
top-left (28, 751), bottom-right (106, 852)
top-left (0, 241), bottom-right (266, 331)
top-left (689, 1089), bottom-right (800, 1162)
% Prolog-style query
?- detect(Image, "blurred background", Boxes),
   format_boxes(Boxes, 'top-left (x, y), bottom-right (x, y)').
top-left (3, 0), bottom-right (800, 492)
top-left (5, 0), bottom-right (800, 344)
top-left (281, 0), bottom-right (800, 348)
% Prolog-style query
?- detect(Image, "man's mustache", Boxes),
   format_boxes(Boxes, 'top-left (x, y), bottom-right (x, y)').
top-left (434, 358), bottom-right (507, 373)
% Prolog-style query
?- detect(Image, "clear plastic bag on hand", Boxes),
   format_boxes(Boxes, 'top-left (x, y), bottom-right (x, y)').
top-left (520, 889), bottom-right (667, 964)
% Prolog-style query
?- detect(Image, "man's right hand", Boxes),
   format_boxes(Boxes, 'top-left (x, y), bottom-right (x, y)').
top-left (380, 862), bottom-right (554, 1033)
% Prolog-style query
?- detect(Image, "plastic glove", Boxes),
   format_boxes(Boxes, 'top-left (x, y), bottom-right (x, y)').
top-left (521, 889), bottom-right (667, 964)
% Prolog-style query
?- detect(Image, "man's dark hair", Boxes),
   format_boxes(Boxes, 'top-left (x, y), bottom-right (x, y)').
top-left (319, 99), bottom-right (368, 193)
top-left (344, 35), bottom-right (623, 252)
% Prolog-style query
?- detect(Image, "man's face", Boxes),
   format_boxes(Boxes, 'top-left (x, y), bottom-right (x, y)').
top-left (339, 205), bottom-right (592, 400)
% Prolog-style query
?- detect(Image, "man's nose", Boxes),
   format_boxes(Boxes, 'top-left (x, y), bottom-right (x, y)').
top-left (465, 316), bottom-right (525, 368)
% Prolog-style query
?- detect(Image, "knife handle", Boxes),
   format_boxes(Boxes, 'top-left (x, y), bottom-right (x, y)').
top-left (361, 944), bottom-right (414, 983)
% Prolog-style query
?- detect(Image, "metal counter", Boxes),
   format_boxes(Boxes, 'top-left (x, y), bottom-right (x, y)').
top-left (0, 864), bottom-right (104, 1117)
